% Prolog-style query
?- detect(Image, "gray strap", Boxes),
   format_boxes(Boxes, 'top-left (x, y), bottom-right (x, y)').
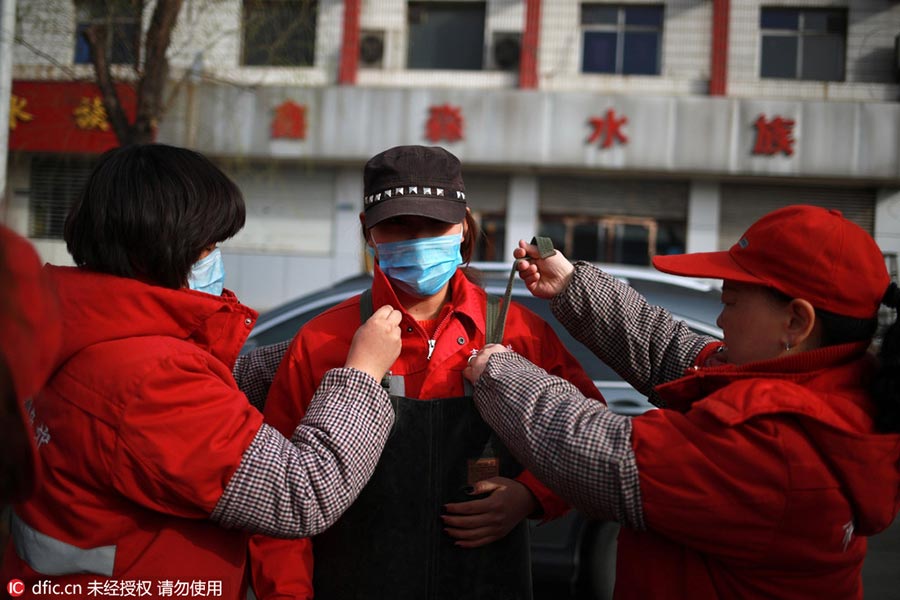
top-left (485, 294), bottom-right (501, 345)
top-left (359, 288), bottom-right (374, 322)
top-left (491, 236), bottom-right (556, 344)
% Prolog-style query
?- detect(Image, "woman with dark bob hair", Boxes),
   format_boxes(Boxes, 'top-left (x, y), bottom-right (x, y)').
top-left (2, 144), bottom-right (403, 598)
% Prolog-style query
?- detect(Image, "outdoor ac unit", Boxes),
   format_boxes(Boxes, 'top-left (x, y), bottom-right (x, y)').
top-left (492, 32), bottom-right (521, 71)
top-left (360, 30), bottom-right (385, 68)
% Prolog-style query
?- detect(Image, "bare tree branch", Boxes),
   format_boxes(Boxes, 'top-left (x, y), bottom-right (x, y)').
top-left (133, 0), bottom-right (184, 144)
top-left (83, 24), bottom-right (133, 144)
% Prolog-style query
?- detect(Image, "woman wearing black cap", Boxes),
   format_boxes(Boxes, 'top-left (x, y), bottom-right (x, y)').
top-left (249, 145), bottom-right (604, 600)
top-left (465, 205), bottom-right (900, 599)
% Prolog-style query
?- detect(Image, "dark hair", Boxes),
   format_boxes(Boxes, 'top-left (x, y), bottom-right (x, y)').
top-left (769, 285), bottom-right (900, 432)
top-left (65, 144), bottom-right (245, 289)
top-left (871, 283), bottom-right (900, 433)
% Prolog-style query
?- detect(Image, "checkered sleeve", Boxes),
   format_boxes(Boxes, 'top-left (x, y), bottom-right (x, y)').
top-left (474, 352), bottom-right (645, 530)
top-left (551, 262), bottom-right (716, 407)
top-left (210, 367), bottom-right (393, 537)
top-left (232, 340), bottom-right (291, 412)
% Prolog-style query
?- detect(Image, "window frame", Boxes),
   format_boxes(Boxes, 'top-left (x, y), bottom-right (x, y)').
top-left (73, 0), bottom-right (142, 66)
top-left (759, 7), bottom-right (847, 82)
top-left (406, 0), bottom-right (488, 71)
top-left (579, 3), bottom-right (664, 76)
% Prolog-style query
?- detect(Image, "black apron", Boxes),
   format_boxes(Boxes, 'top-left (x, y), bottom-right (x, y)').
top-left (312, 290), bottom-right (533, 600)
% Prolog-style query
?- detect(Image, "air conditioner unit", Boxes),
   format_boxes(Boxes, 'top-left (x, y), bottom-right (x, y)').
top-left (359, 30), bottom-right (385, 68)
top-left (491, 32), bottom-right (521, 71)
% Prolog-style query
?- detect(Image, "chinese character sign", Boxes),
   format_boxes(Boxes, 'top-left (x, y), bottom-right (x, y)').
top-left (9, 95), bottom-right (34, 130)
top-left (753, 114), bottom-right (795, 156)
top-left (425, 104), bottom-right (464, 143)
top-left (587, 109), bottom-right (628, 148)
top-left (73, 97), bottom-right (111, 131)
top-left (271, 101), bottom-right (306, 140)
top-left (9, 82), bottom-right (137, 153)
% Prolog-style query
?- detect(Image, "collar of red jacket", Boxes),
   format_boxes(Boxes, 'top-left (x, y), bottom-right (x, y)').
top-left (45, 265), bottom-right (257, 372)
top-left (370, 264), bottom-right (489, 335)
top-left (655, 341), bottom-right (872, 413)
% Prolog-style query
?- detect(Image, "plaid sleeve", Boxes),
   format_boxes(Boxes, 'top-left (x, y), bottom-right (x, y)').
top-left (232, 340), bottom-right (291, 412)
top-left (551, 262), bottom-right (716, 407)
top-left (474, 352), bottom-right (644, 530)
top-left (210, 367), bottom-right (393, 538)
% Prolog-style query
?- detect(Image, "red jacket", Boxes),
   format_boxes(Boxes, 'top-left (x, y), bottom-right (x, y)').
top-left (250, 267), bottom-right (603, 599)
top-left (617, 343), bottom-right (900, 599)
top-left (0, 226), bottom-right (61, 502)
top-left (2, 266), bottom-right (262, 599)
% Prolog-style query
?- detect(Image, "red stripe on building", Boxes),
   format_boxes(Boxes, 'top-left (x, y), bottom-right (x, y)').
top-left (710, 0), bottom-right (730, 96)
top-left (519, 0), bottom-right (541, 89)
top-left (338, 0), bottom-right (362, 85)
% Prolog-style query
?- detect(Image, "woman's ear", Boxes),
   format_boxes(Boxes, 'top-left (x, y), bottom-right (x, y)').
top-left (786, 298), bottom-right (819, 349)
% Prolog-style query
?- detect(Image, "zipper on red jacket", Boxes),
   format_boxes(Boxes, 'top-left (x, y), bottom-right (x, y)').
top-left (427, 309), bottom-right (455, 360)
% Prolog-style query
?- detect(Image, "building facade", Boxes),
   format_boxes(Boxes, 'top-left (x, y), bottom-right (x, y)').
top-left (5, 0), bottom-right (900, 309)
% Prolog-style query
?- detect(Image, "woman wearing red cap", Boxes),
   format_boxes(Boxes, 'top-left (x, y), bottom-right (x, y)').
top-left (249, 145), bottom-right (603, 600)
top-left (466, 205), bottom-right (900, 599)
top-left (2, 144), bottom-right (404, 597)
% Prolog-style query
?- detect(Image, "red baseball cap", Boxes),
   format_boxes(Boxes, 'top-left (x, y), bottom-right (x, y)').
top-left (653, 205), bottom-right (890, 320)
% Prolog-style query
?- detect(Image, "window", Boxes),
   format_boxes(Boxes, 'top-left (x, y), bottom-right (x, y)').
top-left (760, 7), bottom-right (846, 81)
top-left (28, 157), bottom-right (94, 240)
top-left (74, 0), bottom-right (141, 65)
top-left (537, 216), bottom-right (680, 265)
top-left (242, 0), bottom-right (317, 66)
top-left (407, 1), bottom-right (486, 70)
top-left (581, 4), bottom-right (663, 75)
top-left (472, 212), bottom-right (506, 262)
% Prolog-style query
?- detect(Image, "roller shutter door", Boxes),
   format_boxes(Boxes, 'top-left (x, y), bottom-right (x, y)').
top-left (719, 184), bottom-right (875, 250)
top-left (539, 176), bottom-right (689, 218)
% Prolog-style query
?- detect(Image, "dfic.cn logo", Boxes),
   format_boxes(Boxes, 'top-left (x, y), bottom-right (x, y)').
top-left (7, 579), bottom-right (25, 597)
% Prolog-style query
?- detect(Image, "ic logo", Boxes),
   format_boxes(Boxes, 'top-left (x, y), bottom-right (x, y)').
top-left (7, 579), bottom-right (25, 597)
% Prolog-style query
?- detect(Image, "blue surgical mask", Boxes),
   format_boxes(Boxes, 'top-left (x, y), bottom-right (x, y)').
top-left (376, 233), bottom-right (463, 298)
top-left (188, 248), bottom-right (225, 296)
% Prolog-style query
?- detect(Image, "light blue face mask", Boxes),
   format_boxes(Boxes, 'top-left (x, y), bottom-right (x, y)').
top-left (188, 247), bottom-right (225, 296)
top-left (375, 233), bottom-right (463, 298)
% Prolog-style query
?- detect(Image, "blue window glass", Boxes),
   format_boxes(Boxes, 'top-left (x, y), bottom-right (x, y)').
top-left (74, 24), bottom-right (92, 64)
top-left (625, 6), bottom-right (662, 27)
top-left (760, 8), bottom-right (798, 30)
top-left (581, 5), bottom-right (617, 25)
top-left (581, 4), bottom-right (663, 76)
top-left (583, 31), bottom-right (617, 73)
top-left (623, 31), bottom-right (659, 75)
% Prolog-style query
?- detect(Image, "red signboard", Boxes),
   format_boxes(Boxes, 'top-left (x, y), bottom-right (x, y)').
top-left (425, 104), bottom-right (464, 143)
top-left (9, 81), bottom-right (138, 153)
top-left (271, 101), bottom-right (307, 140)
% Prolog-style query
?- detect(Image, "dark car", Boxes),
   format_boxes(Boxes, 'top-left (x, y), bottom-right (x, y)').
top-left (241, 262), bottom-right (723, 599)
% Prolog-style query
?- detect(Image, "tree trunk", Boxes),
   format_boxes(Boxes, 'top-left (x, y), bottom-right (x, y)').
top-left (84, 0), bottom-right (184, 146)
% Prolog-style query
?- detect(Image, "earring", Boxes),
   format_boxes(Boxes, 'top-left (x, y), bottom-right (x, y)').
top-left (784, 342), bottom-right (792, 351)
